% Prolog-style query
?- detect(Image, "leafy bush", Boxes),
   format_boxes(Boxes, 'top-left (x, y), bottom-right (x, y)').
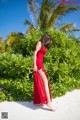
top-left (0, 53), bottom-right (33, 79)
top-left (44, 29), bottom-right (80, 97)
top-left (0, 29), bottom-right (80, 101)
top-left (10, 29), bottom-right (43, 56)
top-left (0, 78), bottom-right (33, 101)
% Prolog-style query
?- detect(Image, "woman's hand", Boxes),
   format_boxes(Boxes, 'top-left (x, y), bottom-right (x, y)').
top-left (32, 63), bottom-right (37, 71)
top-left (33, 66), bottom-right (37, 71)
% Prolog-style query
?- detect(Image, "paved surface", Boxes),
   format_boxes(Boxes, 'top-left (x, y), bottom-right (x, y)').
top-left (0, 89), bottom-right (80, 120)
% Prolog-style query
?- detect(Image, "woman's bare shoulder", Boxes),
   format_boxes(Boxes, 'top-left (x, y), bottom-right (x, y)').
top-left (36, 41), bottom-right (41, 45)
top-left (36, 41), bottom-right (42, 48)
top-left (35, 41), bottom-right (42, 52)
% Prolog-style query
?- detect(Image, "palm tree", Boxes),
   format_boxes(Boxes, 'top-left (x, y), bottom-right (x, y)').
top-left (6, 32), bottom-right (24, 46)
top-left (57, 23), bottom-right (80, 33)
top-left (0, 37), bottom-right (6, 53)
top-left (0, 37), bottom-right (3, 44)
top-left (25, 0), bottom-right (80, 32)
top-left (4, 32), bottom-right (24, 51)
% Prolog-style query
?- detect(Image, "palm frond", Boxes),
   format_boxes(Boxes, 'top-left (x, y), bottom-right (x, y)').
top-left (38, 0), bottom-right (56, 29)
top-left (71, 28), bottom-right (80, 32)
top-left (47, 4), bottom-right (79, 28)
top-left (58, 23), bottom-right (80, 33)
top-left (27, 0), bottom-right (38, 20)
top-left (27, 0), bottom-right (35, 12)
top-left (26, 0), bottom-right (79, 32)
top-left (24, 19), bottom-right (33, 27)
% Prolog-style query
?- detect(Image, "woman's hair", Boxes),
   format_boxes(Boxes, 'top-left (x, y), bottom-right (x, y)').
top-left (39, 34), bottom-right (52, 48)
top-left (34, 34), bottom-right (52, 51)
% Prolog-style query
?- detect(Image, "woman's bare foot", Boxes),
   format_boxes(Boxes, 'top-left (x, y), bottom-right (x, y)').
top-left (47, 103), bottom-right (55, 112)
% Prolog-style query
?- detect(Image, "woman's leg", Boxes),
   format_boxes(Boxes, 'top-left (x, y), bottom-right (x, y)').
top-left (38, 69), bottom-right (55, 111)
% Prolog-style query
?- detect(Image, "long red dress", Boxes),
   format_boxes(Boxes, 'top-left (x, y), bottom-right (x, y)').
top-left (33, 45), bottom-right (52, 104)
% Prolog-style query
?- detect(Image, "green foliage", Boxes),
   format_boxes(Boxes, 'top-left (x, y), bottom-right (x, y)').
top-left (6, 32), bottom-right (24, 46)
top-left (10, 29), bottom-right (43, 56)
top-left (0, 37), bottom-right (6, 53)
top-left (3, 32), bottom-right (24, 53)
top-left (0, 53), bottom-right (33, 79)
top-left (0, 78), bottom-right (33, 101)
top-left (26, 0), bottom-right (79, 33)
top-left (44, 29), bottom-right (80, 97)
top-left (0, 29), bottom-right (80, 101)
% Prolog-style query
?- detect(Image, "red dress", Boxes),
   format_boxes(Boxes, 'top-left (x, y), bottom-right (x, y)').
top-left (33, 46), bottom-right (52, 104)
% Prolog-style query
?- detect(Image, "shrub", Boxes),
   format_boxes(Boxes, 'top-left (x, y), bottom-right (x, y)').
top-left (0, 53), bottom-right (33, 79)
top-left (0, 78), bottom-right (33, 101)
top-left (0, 29), bottom-right (80, 101)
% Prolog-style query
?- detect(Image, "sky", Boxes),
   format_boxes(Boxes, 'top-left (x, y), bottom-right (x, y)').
top-left (0, 0), bottom-right (80, 40)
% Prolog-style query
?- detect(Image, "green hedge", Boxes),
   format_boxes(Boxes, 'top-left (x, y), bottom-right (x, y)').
top-left (0, 78), bottom-right (33, 101)
top-left (0, 29), bottom-right (80, 101)
top-left (0, 53), bottom-right (33, 79)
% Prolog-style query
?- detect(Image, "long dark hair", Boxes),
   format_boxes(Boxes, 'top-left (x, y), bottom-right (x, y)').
top-left (34, 34), bottom-right (52, 51)
top-left (39, 34), bottom-right (52, 48)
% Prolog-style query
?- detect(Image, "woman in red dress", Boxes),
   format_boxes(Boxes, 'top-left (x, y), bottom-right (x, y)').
top-left (33, 34), bottom-right (55, 111)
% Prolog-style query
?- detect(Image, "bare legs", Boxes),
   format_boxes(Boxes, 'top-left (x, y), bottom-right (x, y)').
top-left (38, 69), bottom-right (55, 111)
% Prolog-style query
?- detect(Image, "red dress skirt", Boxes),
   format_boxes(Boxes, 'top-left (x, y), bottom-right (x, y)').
top-left (33, 46), bottom-right (52, 104)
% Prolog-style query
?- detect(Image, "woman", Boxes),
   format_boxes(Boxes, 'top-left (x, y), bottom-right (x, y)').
top-left (33, 34), bottom-right (55, 111)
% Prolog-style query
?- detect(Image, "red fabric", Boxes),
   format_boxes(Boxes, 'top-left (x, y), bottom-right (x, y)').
top-left (33, 46), bottom-right (52, 104)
